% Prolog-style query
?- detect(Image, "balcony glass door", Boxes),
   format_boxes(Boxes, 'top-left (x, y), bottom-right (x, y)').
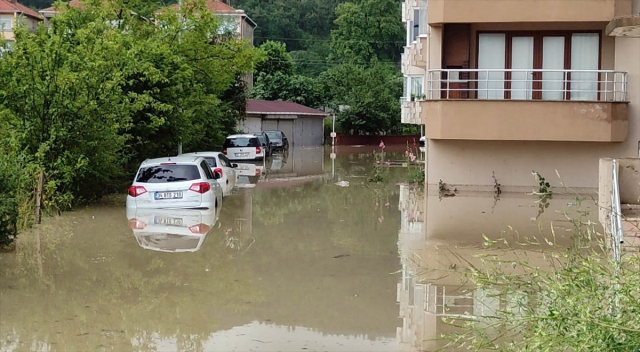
top-left (478, 33), bottom-right (505, 100)
top-left (476, 31), bottom-right (600, 101)
top-left (510, 36), bottom-right (534, 100)
top-left (542, 37), bottom-right (566, 100)
top-left (570, 33), bottom-right (599, 101)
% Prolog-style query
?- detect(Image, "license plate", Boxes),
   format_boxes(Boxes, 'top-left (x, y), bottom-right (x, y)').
top-left (154, 216), bottom-right (183, 226)
top-left (155, 191), bottom-right (183, 200)
top-left (235, 153), bottom-right (249, 157)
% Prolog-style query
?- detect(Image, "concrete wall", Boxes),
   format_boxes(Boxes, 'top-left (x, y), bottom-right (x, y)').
top-left (238, 116), bottom-right (262, 133)
top-left (428, 0), bottom-right (632, 24)
top-left (423, 100), bottom-right (628, 141)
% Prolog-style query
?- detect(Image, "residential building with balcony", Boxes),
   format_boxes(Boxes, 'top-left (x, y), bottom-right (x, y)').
top-left (401, 0), bottom-right (640, 190)
top-left (0, 0), bottom-right (42, 47)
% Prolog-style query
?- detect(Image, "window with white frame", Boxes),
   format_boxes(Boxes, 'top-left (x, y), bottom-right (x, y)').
top-left (0, 17), bottom-right (12, 32)
top-left (406, 3), bottom-right (428, 45)
top-left (404, 76), bottom-right (425, 100)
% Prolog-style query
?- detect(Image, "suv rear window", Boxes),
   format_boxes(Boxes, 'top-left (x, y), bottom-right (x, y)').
top-left (265, 132), bottom-right (281, 140)
top-left (224, 137), bottom-right (259, 148)
top-left (136, 165), bottom-right (201, 183)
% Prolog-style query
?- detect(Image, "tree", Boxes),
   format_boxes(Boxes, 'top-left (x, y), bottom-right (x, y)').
top-left (321, 62), bottom-right (402, 134)
top-left (251, 40), bottom-right (324, 108)
top-left (0, 0), bottom-right (261, 222)
top-left (254, 40), bottom-right (294, 77)
top-left (329, 0), bottom-right (404, 65)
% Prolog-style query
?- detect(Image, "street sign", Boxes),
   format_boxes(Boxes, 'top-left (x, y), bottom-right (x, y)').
top-left (330, 132), bottom-right (337, 138)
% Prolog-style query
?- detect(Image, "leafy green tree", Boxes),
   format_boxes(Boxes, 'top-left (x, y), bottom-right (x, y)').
top-left (0, 0), bottom-right (261, 233)
top-left (329, 0), bottom-right (404, 64)
top-left (321, 62), bottom-right (402, 134)
top-left (255, 40), bottom-right (294, 77)
top-left (251, 40), bottom-right (323, 108)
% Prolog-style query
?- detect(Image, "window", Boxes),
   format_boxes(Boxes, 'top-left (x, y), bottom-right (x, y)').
top-left (135, 165), bottom-right (201, 183)
top-left (476, 31), bottom-right (601, 101)
top-left (219, 155), bottom-right (233, 167)
top-left (570, 33), bottom-right (599, 101)
top-left (407, 5), bottom-right (428, 44)
top-left (200, 161), bottom-right (215, 180)
top-left (404, 76), bottom-right (424, 100)
top-left (224, 137), bottom-right (259, 148)
top-left (203, 157), bottom-right (217, 168)
top-left (217, 16), bottom-right (239, 36)
top-left (0, 17), bottom-right (12, 32)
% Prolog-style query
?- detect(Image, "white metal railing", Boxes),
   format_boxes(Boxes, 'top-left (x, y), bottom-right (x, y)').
top-left (610, 159), bottom-right (624, 263)
top-left (427, 69), bottom-right (628, 102)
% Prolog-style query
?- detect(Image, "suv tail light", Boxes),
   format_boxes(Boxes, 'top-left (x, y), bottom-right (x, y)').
top-left (222, 148), bottom-right (227, 155)
top-left (256, 168), bottom-right (261, 176)
top-left (189, 223), bottom-right (211, 234)
top-left (128, 186), bottom-right (147, 197)
top-left (128, 219), bottom-right (147, 230)
top-left (214, 168), bottom-right (223, 177)
top-left (189, 182), bottom-right (211, 194)
top-left (256, 146), bottom-right (262, 155)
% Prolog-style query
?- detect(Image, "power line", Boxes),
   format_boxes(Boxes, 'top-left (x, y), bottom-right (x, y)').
top-left (254, 36), bottom-right (405, 45)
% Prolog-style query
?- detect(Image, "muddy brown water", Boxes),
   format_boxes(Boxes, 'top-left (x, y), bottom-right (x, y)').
top-left (0, 147), bottom-right (598, 352)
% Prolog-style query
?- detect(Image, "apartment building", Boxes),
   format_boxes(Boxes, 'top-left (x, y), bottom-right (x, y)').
top-left (0, 0), bottom-right (42, 47)
top-left (401, 0), bottom-right (640, 190)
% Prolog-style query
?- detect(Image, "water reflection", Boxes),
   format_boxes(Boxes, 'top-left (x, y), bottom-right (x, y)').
top-left (0, 149), bottom-right (403, 352)
top-left (0, 149), bottom-right (600, 352)
top-left (396, 184), bottom-right (599, 351)
top-left (126, 207), bottom-right (219, 253)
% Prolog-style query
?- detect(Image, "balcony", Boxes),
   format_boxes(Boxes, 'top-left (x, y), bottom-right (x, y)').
top-left (419, 69), bottom-right (629, 142)
top-left (401, 98), bottom-right (422, 125)
top-left (428, 0), bottom-right (632, 25)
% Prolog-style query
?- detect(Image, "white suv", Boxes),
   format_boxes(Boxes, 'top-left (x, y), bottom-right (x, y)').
top-left (223, 134), bottom-right (265, 161)
top-left (126, 156), bottom-right (223, 209)
top-left (182, 151), bottom-right (238, 197)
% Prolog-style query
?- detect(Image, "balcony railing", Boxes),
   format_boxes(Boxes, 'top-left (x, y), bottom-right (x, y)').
top-left (426, 69), bottom-right (628, 102)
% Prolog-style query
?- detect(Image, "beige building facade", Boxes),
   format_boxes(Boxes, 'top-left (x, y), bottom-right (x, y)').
top-left (402, 0), bottom-right (640, 191)
top-left (0, 0), bottom-right (42, 45)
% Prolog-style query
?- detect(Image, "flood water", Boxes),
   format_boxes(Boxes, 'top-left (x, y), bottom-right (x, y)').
top-left (0, 146), bottom-right (598, 352)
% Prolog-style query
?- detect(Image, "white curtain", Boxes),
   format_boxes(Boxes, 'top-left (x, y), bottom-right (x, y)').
top-left (511, 37), bottom-right (534, 100)
top-left (542, 37), bottom-right (566, 100)
top-left (571, 33), bottom-right (599, 101)
top-left (411, 76), bottom-right (424, 97)
top-left (478, 34), bottom-right (506, 100)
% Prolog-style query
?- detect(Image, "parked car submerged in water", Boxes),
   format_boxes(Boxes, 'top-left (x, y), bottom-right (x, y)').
top-left (223, 134), bottom-right (265, 161)
top-left (126, 207), bottom-right (219, 253)
top-left (234, 162), bottom-right (265, 189)
top-left (126, 156), bottom-right (223, 209)
top-left (252, 132), bottom-right (273, 157)
top-left (264, 130), bottom-right (289, 151)
top-left (182, 152), bottom-right (238, 197)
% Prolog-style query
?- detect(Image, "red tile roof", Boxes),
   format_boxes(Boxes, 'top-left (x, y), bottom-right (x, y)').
top-left (0, 0), bottom-right (42, 19)
top-left (247, 100), bottom-right (327, 116)
top-left (169, 0), bottom-right (235, 13)
top-left (40, 0), bottom-right (89, 13)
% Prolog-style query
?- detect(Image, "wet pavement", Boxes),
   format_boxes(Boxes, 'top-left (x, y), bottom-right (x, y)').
top-left (0, 146), bottom-right (598, 352)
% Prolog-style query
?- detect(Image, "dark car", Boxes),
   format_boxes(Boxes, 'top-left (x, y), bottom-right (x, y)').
top-left (252, 132), bottom-right (272, 157)
top-left (264, 130), bottom-right (289, 151)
